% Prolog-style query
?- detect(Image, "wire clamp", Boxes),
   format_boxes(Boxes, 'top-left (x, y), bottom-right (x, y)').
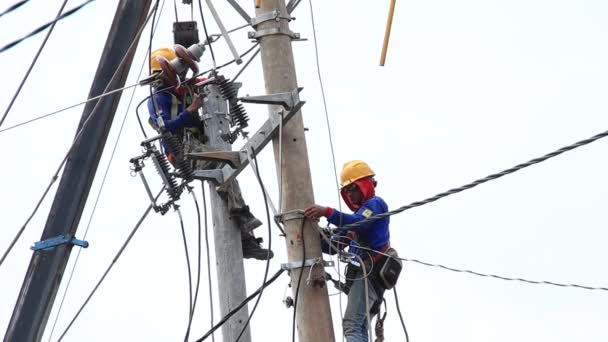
top-left (248, 27), bottom-right (302, 41)
top-left (31, 235), bottom-right (89, 251)
top-left (251, 9), bottom-right (293, 27)
top-left (276, 209), bottom-right (305, 223)
top-left (281, 258), bottom-right (334, 271)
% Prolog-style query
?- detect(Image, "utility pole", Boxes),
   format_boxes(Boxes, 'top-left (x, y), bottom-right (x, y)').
top-left (4, 1), bottom-right (152, 341)
top-left (253, 1), bottom-right (336, 341)
top-left (198, 80), bottom-right (252, 342)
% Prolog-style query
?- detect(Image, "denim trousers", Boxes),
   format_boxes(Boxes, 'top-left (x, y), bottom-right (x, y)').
top-left (343, 269), bottom-right (384, 342)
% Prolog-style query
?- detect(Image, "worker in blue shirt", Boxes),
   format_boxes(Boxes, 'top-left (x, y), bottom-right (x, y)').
top-left (147, 47), bottom-right (272, 260)
top-left (305, 160), bottom-right (390, 342)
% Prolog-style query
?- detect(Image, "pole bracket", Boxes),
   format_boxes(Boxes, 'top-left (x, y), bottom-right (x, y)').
top-left (251, 9), bottom-right (293, 27)
top-left (193, 169), bottom-right (225, 185)
top-left (239, 88), bottom-right (303, 110)
top-left (281, 258), bottom-right (334, 271)
top-left (276, 209), bottom-right (305, 223)
top-left (31, 235), bottom-right (89, 251)
top-left (248, 27), bottom-right (302, 40)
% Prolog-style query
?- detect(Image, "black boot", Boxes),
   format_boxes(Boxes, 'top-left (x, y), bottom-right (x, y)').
top-left (230, 206), bottom-right (263, 232)
top-left (241, 235), bottom-right (274, 260)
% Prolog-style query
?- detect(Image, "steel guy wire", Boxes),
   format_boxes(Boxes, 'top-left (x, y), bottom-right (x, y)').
top-left (0, 2), bottom-right (159, 269)
top-left (0, 0), bottom-right (30, 18)
top-left (334, 240), bottom-right (608, 293)
top-left (56, 187), bottom-right (164, 342)
top-left (0, 0), bottom-right (95, 54)
top-left (45, 3), bottom-right (167, 337)
top-left (0, 0), bottom-right (69, 128)
top-left (342, 128), bottom-right (608, 230)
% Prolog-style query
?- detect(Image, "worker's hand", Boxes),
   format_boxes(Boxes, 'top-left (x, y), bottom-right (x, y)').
top-left (304, 205), bottom-right (328, 220)
top-left (186, 93), bottom-right (203, 114)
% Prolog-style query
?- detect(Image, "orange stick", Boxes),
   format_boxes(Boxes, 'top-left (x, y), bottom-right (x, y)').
top-left (380, 0), bottom-right (397, 66)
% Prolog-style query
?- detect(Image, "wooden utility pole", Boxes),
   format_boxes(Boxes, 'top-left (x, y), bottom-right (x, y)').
top-left (253, 1), bottom-right (336, 341)
top-left (4, 1), bottom-right (152, 341)
top-left (199, 81), bottom-right (251, 342)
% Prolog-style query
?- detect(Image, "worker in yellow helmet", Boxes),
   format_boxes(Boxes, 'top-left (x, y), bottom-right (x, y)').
top-left (305, 160), bottom-right (391, 342)
top-left (147, 47), bottom-right (273, 260)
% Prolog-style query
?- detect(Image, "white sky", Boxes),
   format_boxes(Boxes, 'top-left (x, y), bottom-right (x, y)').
top-left (1, 0), bottom-right (608, 341)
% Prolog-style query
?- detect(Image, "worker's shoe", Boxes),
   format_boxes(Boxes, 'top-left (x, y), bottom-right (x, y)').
top-left (231, 206), bottom-right (263, 232)
top-left (241, 235), bottom-right (274, 260)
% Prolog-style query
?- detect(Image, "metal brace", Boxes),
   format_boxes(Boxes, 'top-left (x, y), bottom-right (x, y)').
top-left (32, 235), bottom-right (89, 251)
top-left (251, 9), bottom-right (293, 27)
top-left (281, 258), bottom-right (335, 271)
top-left (248, 27), bottom-right (301, 40)
top-left (192, 169), bottom-right (225, 184)
top-left (239, 88), bottom-right (303, 111)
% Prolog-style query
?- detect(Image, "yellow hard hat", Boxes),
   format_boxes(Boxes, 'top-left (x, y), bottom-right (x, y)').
top-left (340, 160), bottom-right (375, 189)
top-left (150, 47), bottom-right (177, 72)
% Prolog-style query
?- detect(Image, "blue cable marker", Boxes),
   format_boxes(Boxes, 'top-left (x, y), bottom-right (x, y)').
top-left (31, 235), bottom-right (89, 251)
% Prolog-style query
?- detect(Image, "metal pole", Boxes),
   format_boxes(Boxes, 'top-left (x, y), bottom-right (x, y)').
top-left (253, 1), bottom-right (335, 341)
top-left (4, 1), bottom-right (152, 341)
top-left (202, 83), bottom-right (252, 342)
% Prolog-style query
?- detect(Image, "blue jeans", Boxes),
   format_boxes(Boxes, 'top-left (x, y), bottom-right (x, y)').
top-left (343, 271), bottom-right (384, 342)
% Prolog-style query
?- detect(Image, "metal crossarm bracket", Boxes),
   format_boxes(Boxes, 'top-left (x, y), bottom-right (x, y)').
top-left (31, 235), bottom-right (89, 251)
top-left (281, 258), bottom-right (335, 271)
top-left (248, 27), bottom-right (301, 40)
top-left (187, 151), bottom-right (242, 168)
top-left (239, 88), bottom-right (303, 110)
top-left (193, 169), bottom-right (225, 185)
top-left (251, 9), bottom-right (293, 27)
top-left (286, 0), bottom-right (302, 13)
top-left (216, 100), bottom-right (305, 192)
top-left (226, 0), bottom-right (252, 24)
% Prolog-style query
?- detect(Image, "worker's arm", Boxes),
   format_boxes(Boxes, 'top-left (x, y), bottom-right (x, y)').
top-left (148, 92), bottom-right (202, 132)
top-left (305, 199), bottom-right (385, 233)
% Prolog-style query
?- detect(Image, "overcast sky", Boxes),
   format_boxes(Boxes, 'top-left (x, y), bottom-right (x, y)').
top-left (1, 0), bottom-right (608, 341)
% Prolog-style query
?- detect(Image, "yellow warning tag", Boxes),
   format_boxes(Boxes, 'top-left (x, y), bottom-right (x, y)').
top-left (362, 209), bottom-right (373, 218)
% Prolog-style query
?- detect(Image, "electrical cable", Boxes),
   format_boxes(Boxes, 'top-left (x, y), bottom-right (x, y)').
top-left (44, 2), bottom-right (166, 334)
top-left (231, 47), bottom-right (260, 82)
top-left (292, 218), bottom-right (306, 342)
top-left (200, 185), bottom-right (216, 342)
top-left (184, 187), bottom-right (204, 342)
top-left (0, 0), bottom-right (69, 128)
top-left (56, 188), bottom-right (164, 341)
top-left (0, 1), bottom-right (159, 269)
top-left (342, 128), bottom-right (608, 230)
top-left (393, 287), bottom-right (409, 342)
top-left (173, 0), bottom-right (179, 21)
top-left (197, 0), bottom-right (216, 69)
top-left (194, 268), bottom-right (286, 342)
top-left (176, 207), bottom-right (194, 342)
top-left (307, 0), bottom-right (346, 332)
top-left (0, 0), bottom-right (30, 18)
top-left (234, 149), bottom-right (274, 341)
top-left (0, 42), bottom-right (260, 135)
top-left (0, 0), bottom-right (95, 54)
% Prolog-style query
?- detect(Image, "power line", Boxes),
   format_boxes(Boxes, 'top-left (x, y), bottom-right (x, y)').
top-left (342, 128), bottom-right (608, 230)
top-left (235, 148), bottom-right (275, 342)
top-left (0, 2), bottom-right (158, 269)
top-left (0, 0), bottom-right (69, 128)
top-left (56, 188), bottom-right (164, 341)
top-left (194, 269), bottom-right (286, 342)
top-left (197, 0), bottom-right (216, 69)
top-left (392, 288), bottom-right (409, 342)
top-left (0, 0), bottom-right (95, 54)
top-left (0, 0), bottom-right (31, 18)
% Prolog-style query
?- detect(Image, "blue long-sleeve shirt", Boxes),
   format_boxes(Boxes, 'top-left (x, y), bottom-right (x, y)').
top-left (147, 90), bottom-right (198, 132)
top-left (323, 196), bottom-right (390, 259)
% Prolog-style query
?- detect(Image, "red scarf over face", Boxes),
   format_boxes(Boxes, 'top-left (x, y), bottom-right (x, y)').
top-left (340, 177), bottom-right (376, 211)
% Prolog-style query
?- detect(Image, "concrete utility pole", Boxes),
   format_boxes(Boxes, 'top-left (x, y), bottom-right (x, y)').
top-left (200, 81), bottom-right (251, 342)
top-left (253, 1), bottom-right (336, 341)
top-left (4, 1), bottom-right (152, 341)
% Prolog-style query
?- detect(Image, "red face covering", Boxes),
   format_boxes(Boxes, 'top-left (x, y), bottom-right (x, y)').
top-left (340, 177), bottom-right (376, 211)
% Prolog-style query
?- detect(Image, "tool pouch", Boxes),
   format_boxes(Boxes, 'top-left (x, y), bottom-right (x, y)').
top-left (378, 247), bottom-right (402, 290)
